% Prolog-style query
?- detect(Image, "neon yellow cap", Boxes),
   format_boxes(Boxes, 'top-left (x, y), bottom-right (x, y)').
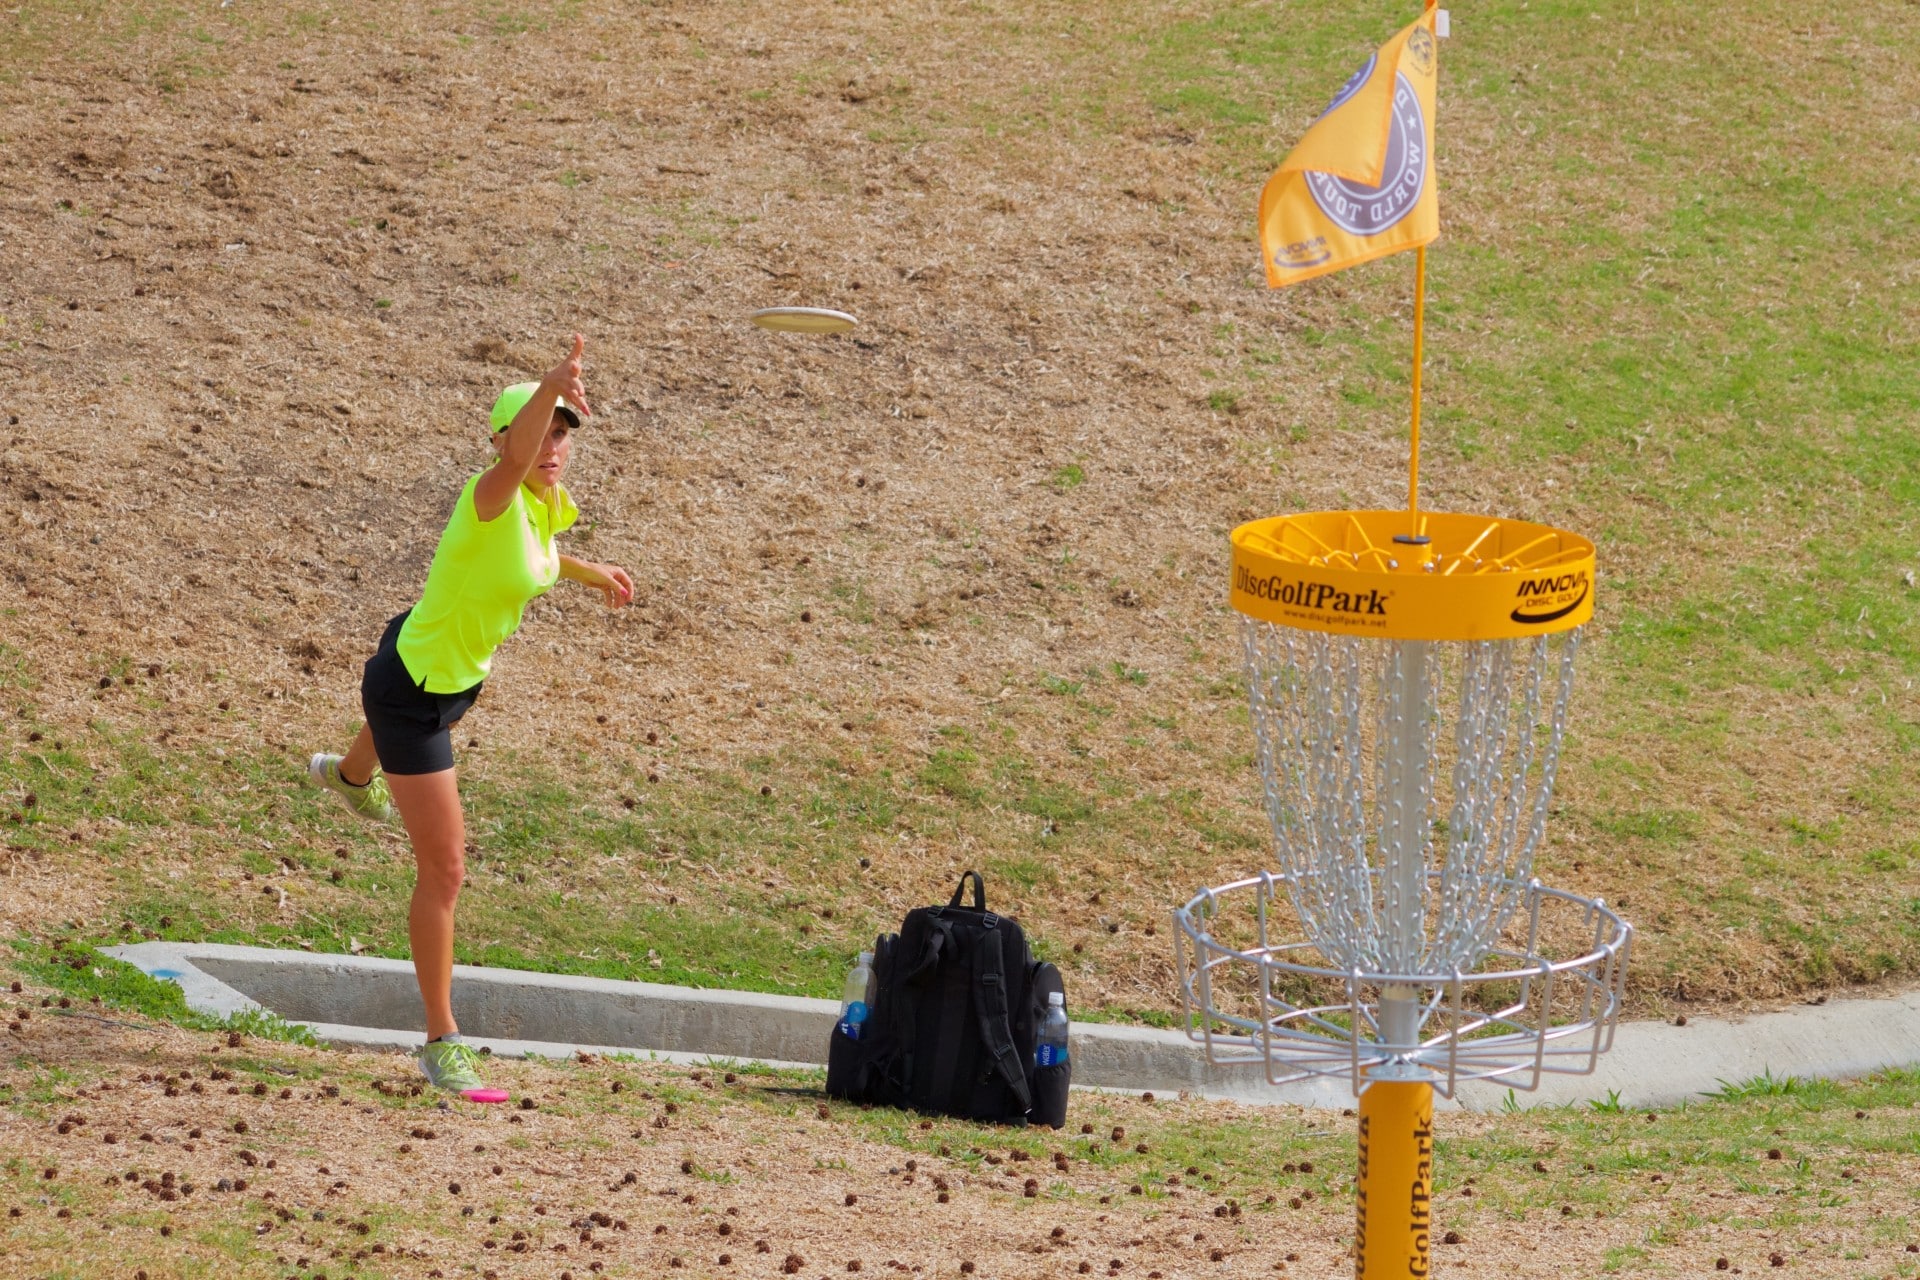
top-left (489, 382), bottom-right (582, 432)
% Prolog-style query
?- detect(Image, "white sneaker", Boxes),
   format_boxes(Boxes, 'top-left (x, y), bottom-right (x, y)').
top-left (307, 753), bottom-right (394, 824)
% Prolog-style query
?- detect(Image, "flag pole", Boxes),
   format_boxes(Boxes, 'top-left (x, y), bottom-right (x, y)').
top-left (1406, 244), bottom-right (1427, 537)
top-left (1405, 0), bottom-right (1439, 544)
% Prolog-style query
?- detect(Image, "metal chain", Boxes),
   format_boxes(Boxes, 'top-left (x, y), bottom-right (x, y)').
top-left (1241, 618), bottom-right (1585, 976)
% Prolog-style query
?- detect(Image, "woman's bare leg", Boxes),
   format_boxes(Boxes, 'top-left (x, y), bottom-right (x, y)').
top-left (385, 768), bottom-right (467, 1041)
top-left (339, 724), bottom-right (380, 788)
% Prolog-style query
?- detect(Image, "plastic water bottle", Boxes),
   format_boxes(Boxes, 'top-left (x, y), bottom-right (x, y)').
top-left (838, 950), bottom-right (874, 1041)
top-left (1035, 991), bottom-right (1069, 1067)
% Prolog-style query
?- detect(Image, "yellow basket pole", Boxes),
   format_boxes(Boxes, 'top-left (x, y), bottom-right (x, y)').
top-left (1355, 1077), bottom-right (1434, 1280)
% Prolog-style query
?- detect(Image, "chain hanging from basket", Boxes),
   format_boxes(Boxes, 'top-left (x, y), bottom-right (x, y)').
top-left (1246, 623), bottom-right (1581, 979)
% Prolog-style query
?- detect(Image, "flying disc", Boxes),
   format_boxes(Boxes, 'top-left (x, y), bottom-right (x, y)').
top-left (749, 307), bottom-right (859, 335)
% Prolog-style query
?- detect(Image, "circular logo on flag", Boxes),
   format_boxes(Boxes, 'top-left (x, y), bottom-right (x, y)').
top-left (1315, 53), bottom-right (1377, 121)
top-left (1303, 72), bottom-right (1427, 238)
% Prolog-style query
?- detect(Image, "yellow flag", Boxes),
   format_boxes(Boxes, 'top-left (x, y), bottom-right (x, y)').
top-left (1258, 6), bottom-right (1440, 288)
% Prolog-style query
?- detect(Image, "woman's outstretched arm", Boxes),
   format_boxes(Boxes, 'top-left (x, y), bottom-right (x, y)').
top-left (475, 333), bottom-right (591, 522)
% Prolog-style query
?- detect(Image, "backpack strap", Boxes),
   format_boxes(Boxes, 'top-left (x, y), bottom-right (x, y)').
top-left (891, 916), bottom-right (955, 1100)
top-left (971, 920), bottom-right (1033, 1114)
top-left (862, 934), bottom-right (911, 1105)
top-left (948, 871), bottom-right (987, 911)
top-left (903, 917), bottom-right (953, 982)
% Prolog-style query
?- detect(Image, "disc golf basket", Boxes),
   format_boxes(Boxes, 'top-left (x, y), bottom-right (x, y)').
top-left (1172, 509), bottom-right (1632, 1277)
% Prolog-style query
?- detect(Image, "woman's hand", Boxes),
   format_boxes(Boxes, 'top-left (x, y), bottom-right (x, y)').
top-left (541, 333), bottom-right (592, 422)
top-left (561, 556), bottom-right (635, 608)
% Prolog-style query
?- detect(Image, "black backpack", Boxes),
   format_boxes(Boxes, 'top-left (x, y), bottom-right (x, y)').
top-left (826, 871), bottom-right (1070, 1129)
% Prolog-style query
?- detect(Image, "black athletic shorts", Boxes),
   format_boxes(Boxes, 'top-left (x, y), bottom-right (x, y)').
top-left (360, 611), bottom-right (482, 776)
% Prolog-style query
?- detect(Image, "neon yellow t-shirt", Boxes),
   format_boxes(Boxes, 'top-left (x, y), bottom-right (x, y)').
top-left (396, 475), bottom-right (578, 694)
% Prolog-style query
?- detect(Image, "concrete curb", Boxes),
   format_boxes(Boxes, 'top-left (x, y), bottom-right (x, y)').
top-left (102, 942), bottom-right (1920, 1112)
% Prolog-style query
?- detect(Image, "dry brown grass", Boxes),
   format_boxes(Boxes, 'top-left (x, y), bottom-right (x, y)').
top-left (0, 0), bottom-right (1915, 1018)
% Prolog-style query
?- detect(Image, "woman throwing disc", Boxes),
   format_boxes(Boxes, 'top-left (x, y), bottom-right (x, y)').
top-left (307, 334), bottom-right (633, 1102)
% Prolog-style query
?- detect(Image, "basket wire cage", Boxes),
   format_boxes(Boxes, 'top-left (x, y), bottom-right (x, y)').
top-left (1174, 513), bottom-right (1631, 1099)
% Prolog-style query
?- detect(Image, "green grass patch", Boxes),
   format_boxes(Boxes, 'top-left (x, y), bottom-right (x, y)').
top-left (9, 939), bottom-right (314, 1045)
top-left (0, 699), bottom-right (1266, 1017)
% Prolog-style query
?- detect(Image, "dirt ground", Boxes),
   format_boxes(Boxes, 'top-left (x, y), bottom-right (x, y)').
top-left (0, 0), bottom-right (1344, 989)
top-left (0, 0), bottom-right (1506, 1013)
top-left (0, 0), bottom-right (1322, 763)
top-left (7, 1006), bottom-right (1913, 1280)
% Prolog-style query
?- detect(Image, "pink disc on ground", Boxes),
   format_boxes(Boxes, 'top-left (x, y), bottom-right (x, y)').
top-left (461, 1088), bottom-right (510, 1104)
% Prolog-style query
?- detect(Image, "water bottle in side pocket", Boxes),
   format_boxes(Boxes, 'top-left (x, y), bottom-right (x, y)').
top-left (839, 950), bottom-right (875, 1040)
top-left (1035, 990), bottom-right (1069, 1066)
